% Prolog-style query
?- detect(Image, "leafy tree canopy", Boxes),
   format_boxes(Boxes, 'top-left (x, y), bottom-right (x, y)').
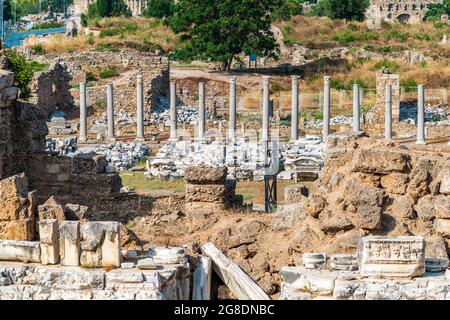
top-left (312, 0), bottom-right (369, 21)
top-left (84, 0), bottom-right (131, 19)
top-left (144, 0), bottom-right (174, 18)
top-left (168, 0), bottom-right (284, 70)
top-left (426, 0), bottom-right (450, 20)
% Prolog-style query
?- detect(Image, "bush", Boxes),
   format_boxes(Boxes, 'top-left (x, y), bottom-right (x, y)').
top-left (29, 61), bottom-right (49, 72)
top-left (99, 67), bottom-right (119, 79)
top-left (85, 71), bottom-right (97, 82)
top-left (373, 59), bottom-right (399, 72)
top-left (271, 83), bottom-right (287, 93)
top-left (386, 29), bottom-right (409, 42)
top-left (401, 78), bottom-right (418, 92)
top-left (332, 31), bottom-right (357, 45)
top-left (5, 50), bottom-right (35, 100)
top-left (30, 44), bottom-right (45, 55)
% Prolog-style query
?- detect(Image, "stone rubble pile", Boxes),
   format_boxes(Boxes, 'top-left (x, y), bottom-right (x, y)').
top-left (148, 96), bottom-right (204, 125)
top-left (305, 116), bottom-right (354, 129)
top-left (280, 236), bottom-right (450, 300)
top-left (146, 136), bottom-right (325, 181)
top-left (47, 112), bottom-right (77, 135)
top-left (399, 103), bottom-right (449, 126)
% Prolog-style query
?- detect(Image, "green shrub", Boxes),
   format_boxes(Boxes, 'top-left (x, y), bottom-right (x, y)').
top-left (332, 31), bottom-right (357, 45)
top-left (99, 67), bottom-right (119, 79)
top-left (385, 29), bottom-right (409, 41)
top-left (5, 50), bottom-right (35, 99)
top-left (413, 33), bottom-right (431, 41)
top-left (87, 34), bottom-right (95, 45)
top-left (271, 83), bottom-right (286, 93)
top-left (85, 71), bottom-right (97, 82)
top-left (30, 44), bottom-right (45, 55)
top-left (29, 61), bottom-right (49, 72)
top-left (401, 78), bottom-right (418, 92)
top-left (373, 59), bottom-right (399, 72)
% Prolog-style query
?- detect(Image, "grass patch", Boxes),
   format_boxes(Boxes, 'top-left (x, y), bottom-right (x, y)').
top-left (99, 66), bottom-right (119, 79)
top-left (120, 172), bottom-right (185, 192)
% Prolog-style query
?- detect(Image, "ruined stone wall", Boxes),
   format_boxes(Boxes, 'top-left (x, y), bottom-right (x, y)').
top-left (57, 49), bottom-right (170, 117)
top-left (29, 61), bottom-right (74, 117)
top-left (0, 71), bottom-right (17, 179)
top-left (370, 68), bottom-right (401, 124)
top-left (366, 0), bottom-right (442, 23)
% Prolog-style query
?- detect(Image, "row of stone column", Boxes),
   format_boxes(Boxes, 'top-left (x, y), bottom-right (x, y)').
top-left (78, 71), bottom-right (145, 143)
top-left (79, 74), bottom-right (429, 146)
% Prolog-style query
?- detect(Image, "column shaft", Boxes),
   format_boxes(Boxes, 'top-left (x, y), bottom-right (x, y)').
top-left (353, 83), bottom-right (361, 132)
top-left (169, 82), bottom-right (178, 141)
top-left (228, 77), bottom-right (237, 140)
top-left (262, 76), bottom-right (271, 142)
top-left (198, 82), bottom-right (206, 140)
top-left (136, 72), bottom-right (144, 141)
top-left (385, 84), bottom-right (393, 140)
top-left (417, 84), bottom-right (425, 144)
top-left (291, 76), bottom-right (299, 141)
top-left (107, 83), bottom-right (115, 140)
top-left (79, 82), bottom-right (87, 142)
top-left (323, 76), bottom-right (331, 141)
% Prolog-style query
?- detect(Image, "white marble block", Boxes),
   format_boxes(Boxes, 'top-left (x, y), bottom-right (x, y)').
top-left (358, 236), bottom-right (425, 278)
top-left (0, 240), bottom-right (41, 263)
top-left (39, 219), bottom-right (60, 265)
top-left (59, 221), bottom-right (80, 266)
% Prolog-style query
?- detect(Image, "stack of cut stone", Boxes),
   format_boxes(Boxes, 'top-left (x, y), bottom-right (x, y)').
top-left (184, 166), bottom-right (243, 212)
top-left (47, 112), bottom-right (76, 135)
top-left (0, 173), bottom-right (36, 241)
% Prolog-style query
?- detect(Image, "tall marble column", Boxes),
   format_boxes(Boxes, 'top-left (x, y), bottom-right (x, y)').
top-left (291, 75), bottom-right (300, 141)
top-left (417, 84), bottom-right (425, 145)
top-left (228, 76), bottom-right (237, 141)
top-left (136, 71), bottom-right (144, 141)
top-left (323, 76), bottom-right (331, 141)
top-left (106, 83), bottom-right (115, 141)
top-left (262, 76), bottom-right (271, 142)
top-left (385, 84), bottom-right (393, 140)
top-left (198, 82), bottom-right (206, 141)
top-left (79, 82), bottom-right (87, 142)
top-left (353, 83), bottom-right (361, 132)
top-left (169, 82), bottom-right (178, 142)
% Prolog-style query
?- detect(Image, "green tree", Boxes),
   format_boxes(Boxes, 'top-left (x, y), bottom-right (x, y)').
top-left (272, 0), bottom-right (303, 21)
top-left (426, 0), bottom-right (450, 20)
top-left (169, 0), bottom-right (283, 70)
top-left (312, 0), bottom-right (369, 21)
top-left (144, 0), bottom-right (174, 18)
top-left (86, 0), bottom-right (131, 18)
top-left (4, 0), bottom-right (13, 21)
top-left (5, 49), bottom-right (34, 99)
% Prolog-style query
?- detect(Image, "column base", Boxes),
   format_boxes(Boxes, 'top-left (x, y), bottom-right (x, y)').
top-left (135, 138), bottom-right (145, 142)
top-left (108, 137), bottom-right (116, 142)
top-left (416, 140), bottom-right (426, 145)
top-left (78, 136), bottom-right (87, 143)
top-left (168, 137), bottom-right (180, 143)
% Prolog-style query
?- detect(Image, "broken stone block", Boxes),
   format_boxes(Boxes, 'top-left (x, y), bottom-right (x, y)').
top-left (148, 247), bottom-right (187, 265)
top-left (380, 173), bottom-right (408, 195)
top-left (37, 196), bottom-right (66, 221)
top-left (425, 257), bottom-right (448, 273)
top-left (330, 254), bottom-right (358, 271)
top-left (0, 240), bottom-right (41, 263)
top-left (354, 205), bottom-right (382, 230)
top-left (357, 236), bottom-right (425, 278)
top-left (439, 169), bottom-right (450, 194)
top-left (38, 219), bottom-right (59, 265)
top-left (284, 184), bottom-right (309, 204)
top-left (80, 221), bottom-right (121, 268)
top-left (137, 258), bottom-right (157, 270)
top-left (185, 181), bottom-right (236, 203)
top-left (391, 195), bottom-right (416, 219)
top-left (0, 173), bottom-right (34, 225)
top-left (0, 219), bottom-right (33, 241)
top-left (434, 219), bottom-right (450, 238)
top-left (415, 195), bottom-right (436, 221)
top-left (59, 221), bottom-right (80, 266)
top-left (64, 203), bottom-right (90, 220)
top-left (352, 149), bottom-right (410, 174)
top-left (434, 196), bottom-right (450, 219)
top-left (302, 253), bottom-right (326, 270)
top-left (184, 166), bottom-right (227, 184)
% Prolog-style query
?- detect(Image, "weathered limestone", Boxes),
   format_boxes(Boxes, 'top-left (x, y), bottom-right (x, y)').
top-left (38, 219), bottom-right (59, 265)
top-left (284, 184), bottom-right (308, 204)
top-left (106, 83), bottom-right (115, 141)
top-left (80, 221), bottom-right (121, 268)
top-left (302, 253), bottom-right (326, 270)
top-left (358, 236), bottom-right (425, 278)
top-left (198, 82), bottom-right (206, 141)
top-left (352, 83), bottom-right (361, 132)
top-left (79, 82), bottom-right (88, 142)
top-left (37, 196), bottom-right (66, 221)
top-left (262, 76), bottom-right (271, 142)
top-left (184, 166), bottom-right (227, 184)
top-left (417, 84), bottom-right (426, 144)
top-left (202, 242), bottom-right (270, 300)
top-left (228, 76), bottom-right (237, 141)
top-left (330, 254), bottom-right (358, 271)
top-left (374, 69), bottom-right (400, 123)
top-left (322, 76), bottom-right (331, 142)
top-left (193, 256), bottom-right (212, 300)
top-left (425, 257), bottom-right (448, 273)
top-left (385, 84), bottom-right (393, 139)
top-left (0, 240), bottom-right (40, 263)
top-left (59, 221), bottom-right (80, 267)
top-left (0, 173), bottom-right (35, 241)
top-left (135, 71), bottom-right (145, 141)
top-left (291, 75), bottom-right (300, 141)
top-left (169, 82), bottom-right (178, 142)
top-left (352, 149), bottom-right (410, 174)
